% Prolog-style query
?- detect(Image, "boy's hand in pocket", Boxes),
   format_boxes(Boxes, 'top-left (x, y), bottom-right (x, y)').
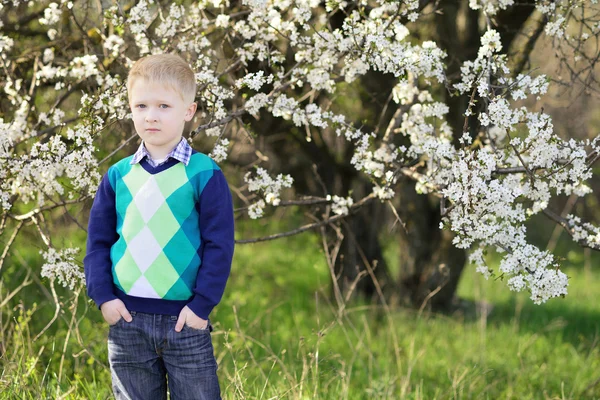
top-left (175, 306), bottom-right (208, 332)
top-left (100, 299), bottom-right (132, 325)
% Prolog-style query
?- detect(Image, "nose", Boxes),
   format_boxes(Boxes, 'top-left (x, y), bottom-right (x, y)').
top-left (145, 108), bottom-right (158, 122)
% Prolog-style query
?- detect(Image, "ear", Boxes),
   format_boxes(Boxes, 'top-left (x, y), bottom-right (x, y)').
top-left (184, 102), bottom-right (197, 121)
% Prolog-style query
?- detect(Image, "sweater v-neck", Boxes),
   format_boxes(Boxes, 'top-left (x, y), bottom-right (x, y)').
top-left (137, 157), bottom-right (182, 175)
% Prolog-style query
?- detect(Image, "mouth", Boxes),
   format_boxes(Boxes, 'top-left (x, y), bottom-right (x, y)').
top-left (145, 128), bottom-right (160, 132)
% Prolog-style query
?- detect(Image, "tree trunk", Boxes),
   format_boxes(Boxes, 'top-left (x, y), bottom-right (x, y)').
top-left (390, 0), bottom-right (479, 311)
top-left (396, 182), bottom-right (467, 311)
top-left (333, 196), bottom-right (392, 303)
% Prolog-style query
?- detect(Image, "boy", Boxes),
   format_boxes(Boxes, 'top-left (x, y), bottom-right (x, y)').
top-left (84, 53), bottom-right (234, 400)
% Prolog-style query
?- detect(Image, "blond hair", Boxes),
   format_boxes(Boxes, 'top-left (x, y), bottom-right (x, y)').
top-left (127, 54), bottom-right (197, 104)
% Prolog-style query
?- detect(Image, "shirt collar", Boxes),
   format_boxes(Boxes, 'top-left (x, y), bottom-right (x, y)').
top-left (130, 138), bottom-right (192, 166)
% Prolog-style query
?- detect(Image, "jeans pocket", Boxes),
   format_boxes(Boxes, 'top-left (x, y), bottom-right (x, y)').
top-left (109, 313), bottom-right (133, 328)
top-left (184, 320), bottom-right (212, 332)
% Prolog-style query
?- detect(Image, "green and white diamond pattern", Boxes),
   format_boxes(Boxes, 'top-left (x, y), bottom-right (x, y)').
top-left (114, 165), bottom-right (196, 299)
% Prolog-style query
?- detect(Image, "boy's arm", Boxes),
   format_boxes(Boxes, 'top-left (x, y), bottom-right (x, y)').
top-left (187, 169), bottom-right (235, 320)
top-left (83, 173), bottom-right (119, 308)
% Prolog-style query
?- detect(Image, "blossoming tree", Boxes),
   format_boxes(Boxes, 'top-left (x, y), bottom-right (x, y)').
top-left (1, 0), bottom-right (600, 313)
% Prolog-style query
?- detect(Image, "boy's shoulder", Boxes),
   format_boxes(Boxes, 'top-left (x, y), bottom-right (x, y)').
top-left (108, 155), bottom-right (135, 173)
top-left (188, 150), bottom-right (220, 172)
top-left (105, 155), bottom-right (135, 181)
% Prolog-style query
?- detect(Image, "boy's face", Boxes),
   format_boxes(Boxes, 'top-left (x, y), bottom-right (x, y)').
top-left (129, 78), bottom-right (197, 158)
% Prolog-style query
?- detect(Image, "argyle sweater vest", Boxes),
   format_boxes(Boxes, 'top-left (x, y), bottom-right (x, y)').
top-left (84, 152), bottom-right (234, 319)
top-left (109, 157), bottom-right (213, 300)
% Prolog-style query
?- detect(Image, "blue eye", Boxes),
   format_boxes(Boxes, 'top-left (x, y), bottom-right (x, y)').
top-left (159, 104), bottom-right (169, 109)
top-left (136, 104), bottom-right (146, 109)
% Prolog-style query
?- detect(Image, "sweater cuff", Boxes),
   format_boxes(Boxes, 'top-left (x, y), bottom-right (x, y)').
top-left (91, 286), bottom-right (118, 309)
top-left (186, 295), bottom-right (214, 320)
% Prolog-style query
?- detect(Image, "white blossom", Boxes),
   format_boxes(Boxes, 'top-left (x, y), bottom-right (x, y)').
top-left (567, 215), bottom-right (600, 246)
top-left (392, 79), bottom-right (419, 105)
top-left (536, 1), bottom-right (555, 14)
top-left (327, 195), bottom-right (353, 216)
top-left (205, 126), bottom-right (221, 137)
top-left (69, 55), bottom-right (100, 80)
top-left (545, 16), bottom-right (566, 38)
top-left (103, 35), bottom-right (125, 57)
top-left (215, 14), bottom-right (230, 28)
top-left (469, 248), bottom-right (492, 279)
top-left (0, 35), bottom-right (15, 54)
top-left (373, 185), bottom-right (395, 200)
top-left (236, 71), bottom-right (273, 91)
top-left (156, 4), bottom-right (184, 38)
top-left (245, 168), bottom-right (293, 207)
top-left (244, 93), bottom-right (271, 115)
top-left (47, 29), bottom-right (57, 40)
top-left (40, 247), bottom-right (85, 290)
top-left (478, 30), bottom-right (502, 58)
top-left (209, 138), bottom-right (230, 162)
top-left (127, 0), bottom-right (156, 55)
top-left (469, 0), bottom-right (514, 15)
top-left (39, 3), bottom-right (62, 25)
top-left (248, 200), bottom-right (266, 219)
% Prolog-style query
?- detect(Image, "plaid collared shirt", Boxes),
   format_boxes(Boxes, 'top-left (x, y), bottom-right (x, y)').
top-left (130, 138), bottom-right (192, 167)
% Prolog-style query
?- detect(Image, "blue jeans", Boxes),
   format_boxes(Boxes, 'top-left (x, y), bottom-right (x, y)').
top-left (107, 311), bottom-right (221, 400)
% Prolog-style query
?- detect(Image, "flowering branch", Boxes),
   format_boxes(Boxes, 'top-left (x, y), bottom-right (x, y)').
top-left (236, 193), bottom-right (376, 244)
top-left (1, 0), bottom-right (599, 306)
top-left (542, 208), bottom-right (600, 251)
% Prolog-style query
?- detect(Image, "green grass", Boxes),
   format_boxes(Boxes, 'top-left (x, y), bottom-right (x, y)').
top-left (1, 228), bottom-right (599, 399)
top-left (215, 234), bottom-right (600, 399)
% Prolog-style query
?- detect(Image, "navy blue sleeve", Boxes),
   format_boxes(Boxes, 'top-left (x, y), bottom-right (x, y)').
top-left (83, 172), bottom-right (119, 308)
top-left (187, 169), bottom-right (235, 320)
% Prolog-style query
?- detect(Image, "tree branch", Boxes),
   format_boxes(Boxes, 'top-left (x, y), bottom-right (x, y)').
top-left (511, 14), bottom-right (549, 77)
top-left (542, 208), bottom-right (600, 251)
top-left (236, 193), bottom-right (376, 243)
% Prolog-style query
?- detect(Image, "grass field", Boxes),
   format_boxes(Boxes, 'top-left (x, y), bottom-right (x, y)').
top-left (1, 228), bottom-right (599, 399)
